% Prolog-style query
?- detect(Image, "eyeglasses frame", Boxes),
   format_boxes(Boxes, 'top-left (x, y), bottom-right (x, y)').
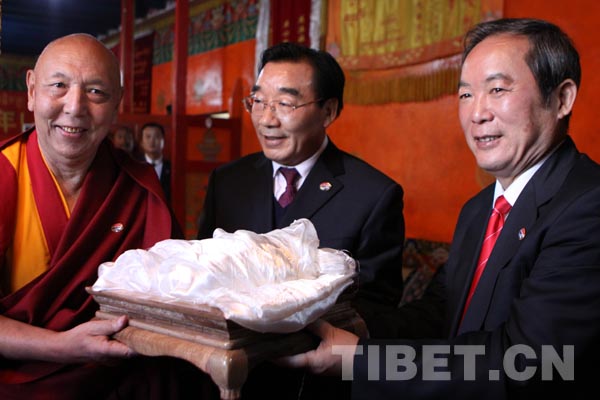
top-left (242, 96), bottom-right (324, 116)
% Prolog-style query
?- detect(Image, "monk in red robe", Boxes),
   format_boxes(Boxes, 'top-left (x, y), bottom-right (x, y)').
top-left (0, 33), bottom-right (185, 399)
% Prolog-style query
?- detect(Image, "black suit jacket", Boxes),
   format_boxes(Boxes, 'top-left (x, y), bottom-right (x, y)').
top-left (134, 152), bottom-right (171, 204)
top-left (353, 137), bottom-right (600, 399)
top-left (197, 140), bottom-right (405, 329)
top-left (159, 159), bottom-right (171, 204)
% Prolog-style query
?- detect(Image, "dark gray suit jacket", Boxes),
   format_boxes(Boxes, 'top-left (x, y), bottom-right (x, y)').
top-left (353, 137), bottom-right (600, 399)
top-left (197, 140), bottom-right (405, 329)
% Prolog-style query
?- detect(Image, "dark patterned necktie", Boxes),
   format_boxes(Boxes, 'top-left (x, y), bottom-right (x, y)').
top-left (278, 167), bottom-right (299, 208)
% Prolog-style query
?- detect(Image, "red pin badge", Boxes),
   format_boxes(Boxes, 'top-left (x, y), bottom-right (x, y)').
top-left (319, 182), bottom-right (332, 191)
top-left (111, 223), bottom-right (124, 233)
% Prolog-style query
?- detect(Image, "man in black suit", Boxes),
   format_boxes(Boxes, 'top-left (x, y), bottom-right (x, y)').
top-left (283, 18), bottom-right (600, 399)
top-left (140, 122), bottom-right (171, 203)
top-left (197, 42), bottom-right (405, 332)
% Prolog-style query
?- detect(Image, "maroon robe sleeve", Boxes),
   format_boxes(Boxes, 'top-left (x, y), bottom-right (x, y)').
top-left (0, 130), bottom-right (177, 386)
top-left (0, 145), bottom-right (18, 297)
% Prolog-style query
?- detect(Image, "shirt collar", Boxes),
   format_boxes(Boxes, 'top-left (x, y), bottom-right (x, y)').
top-left (145, 154), bottom-right (163, 165)
top-left (271, 136), bottom-right (328, 179)
top-left (493, 145), bottom-right (559, 206)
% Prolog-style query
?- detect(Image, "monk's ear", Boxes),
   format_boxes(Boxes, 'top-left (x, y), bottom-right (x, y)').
top-left (26, 70), bottom-right (35, 112)
top-left (556, 78), bottom-right (577, 120)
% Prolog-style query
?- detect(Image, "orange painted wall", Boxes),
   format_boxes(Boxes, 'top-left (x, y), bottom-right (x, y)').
top-left (153, 0), bottom-right (600, 242)
top-left (319, 0), bottom-right (600, 242)
top-left (503, 1), bottom-right (600, 161)
top-left (328, 0), bottom-right (600, 242)
top-left (151, 40), bottom-right (256, 115)
top-left (327, 99), bottom-right (478, 242)
top-left (235, 1), bottom-right (600, 243)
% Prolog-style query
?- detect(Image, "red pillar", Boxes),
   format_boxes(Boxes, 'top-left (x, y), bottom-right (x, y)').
top-left (119, 0), bottom-right (134, 113)
top-left (171, 0), bottom-right (189, 230)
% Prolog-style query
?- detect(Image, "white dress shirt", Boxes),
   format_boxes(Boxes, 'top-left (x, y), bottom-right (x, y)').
top-left (271, 136), bottom-right (329, 200)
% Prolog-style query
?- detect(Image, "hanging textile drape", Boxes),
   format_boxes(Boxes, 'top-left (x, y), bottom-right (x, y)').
top-left (0, 57), bottom-right (35, 139)
top-left (132, 33), bottom-right (154, 113)
top-left (270, 0), bottom-right (312, 45)
top-left (152, 0), bottom-right (260, 66)
top-left (326, 0), bottom-right (503, 104)
top-left (255, 0), bottom-right (322, 75)
top-left (255, 0), bottom-right (271, 76)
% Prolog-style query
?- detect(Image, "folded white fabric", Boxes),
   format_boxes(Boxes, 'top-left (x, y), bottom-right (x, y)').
top-left (92, 219), bottom-right (356, 333)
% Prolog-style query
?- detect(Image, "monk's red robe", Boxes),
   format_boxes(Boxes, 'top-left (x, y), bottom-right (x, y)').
top-left (0, 129), bottom-right (182, 398)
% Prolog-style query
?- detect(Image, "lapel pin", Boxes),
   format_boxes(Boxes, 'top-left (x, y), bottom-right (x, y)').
top-left (319, 181), bottom-right (332, 191)
top-left (111, 223), bottom-right (124, 233)
top-left (518, 228), bottom-right (526, 240)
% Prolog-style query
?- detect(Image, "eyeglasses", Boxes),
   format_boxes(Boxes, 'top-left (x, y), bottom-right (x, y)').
top-left (242, 96), bottom-right (323, 117)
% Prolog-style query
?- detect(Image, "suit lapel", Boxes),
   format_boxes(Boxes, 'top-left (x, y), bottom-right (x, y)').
top-left (449, 193), bottom-right (492, 334)
top-left (458, 185), bottom-right (537, 333)
top-left (456, 138), bottom-right (579, 334)
top-left (279, 141), bottom-right (344, 228)
top-left (253, 156), bottom-right (276, 231)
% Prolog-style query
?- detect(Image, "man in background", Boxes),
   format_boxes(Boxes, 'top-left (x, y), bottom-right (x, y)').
top-left (139, 122), bottom-right (172, 203)
top-left (109, 124), bottom-right (135, 154)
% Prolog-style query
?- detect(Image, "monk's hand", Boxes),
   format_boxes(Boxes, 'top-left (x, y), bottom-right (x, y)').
top-left (58, 315), bottom-right (136, 363)
top-left (277, 319), bottom-right (359, 377)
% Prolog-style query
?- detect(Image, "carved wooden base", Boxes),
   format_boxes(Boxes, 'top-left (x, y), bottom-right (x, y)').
top-left (87, 288), bottom-right (366, 399)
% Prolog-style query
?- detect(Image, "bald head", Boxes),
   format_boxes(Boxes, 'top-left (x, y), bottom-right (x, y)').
top-left (36, 34), bottom-right (121, 90)
top-left (26, 33), bottom-right (124, 171)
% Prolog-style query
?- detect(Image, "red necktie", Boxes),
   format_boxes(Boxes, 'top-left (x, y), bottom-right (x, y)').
top-left (278, 168), bottom-right (299, 208)
top-left (461, 195), bottom-right (511, 321)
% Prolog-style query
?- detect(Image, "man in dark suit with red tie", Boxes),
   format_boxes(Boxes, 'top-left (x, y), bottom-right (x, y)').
top-left (282, 18), bottom-right (600, 399)
top-left (197, 42), bottom-right (405, 333)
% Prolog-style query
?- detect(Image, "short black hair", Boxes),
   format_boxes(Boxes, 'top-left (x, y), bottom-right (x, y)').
top-left (258, 42), bottom-right (345, 116)
top-left (140, 122), bottom-right (165, 138)
top-left (462, 18), bottom-right (581, 107)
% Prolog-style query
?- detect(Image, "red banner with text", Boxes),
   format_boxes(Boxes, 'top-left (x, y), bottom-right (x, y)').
top-left (270, 0), bottom-right (312, 46)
